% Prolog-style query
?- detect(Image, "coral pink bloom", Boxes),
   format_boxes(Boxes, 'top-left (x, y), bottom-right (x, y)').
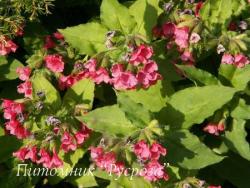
top-left (181, 51), bottom-right (195, 62)
top-left (61, 132), bottom-right (77, 153)
top-left (44, 35), bottom-right (56, 49)
top-left (53, 32), bottom-right (64, 40)
top-left (84, 59), bottom-right (97, 72)
top-left (111, 64), bottom-right (124, 77)
top-left (134, 140), bottom-right (151, 161)
top-left (44, 54), bottom-right (64, 73)
top-left (5, 120), bottom-right (30, 139)
top-left (189, 33), bottom-right (201, 44)
top-left (195, 1), bottom-right (203, 17)
top-left (96, 151), bottom-right (116, 170)
top-left (1, 99), bottom-right (15, 109)
top-left (143, 161), bottom-right (169, 182)
top-left (50, 148), bottom-right (63, 168)
top-left (90, 146), bottom-right (104, 161)
top-left (130, 45), bottom-right (153, 65)
top-left (150, 142), bottom-right (167, 160)
top-left (17, 81), bottom-right (32, 98)
top-left (36, 148), bottom-right (51, 168)
top-left (25, 146), bottom-right (38, 162)
top-left (16, 67), bottom-right (31, 81)
top-left (152, 26), bottom-right (162, 38)
top-left (221, 53), bottom-right (234, 65)
top-left (174, 27), bottom-right (189, 49)
top-left (58, 75), bottom-right (76, 90)
top-left (111, 71), bottom-right (138, 90)
top-left (137, 71), bottom-right (161, 88)
top-left (0, 38), bottom-right (18, 55)
top-left (162, 22), bottom-right (176, 38)
top-left (13, 147), bottom-right (29, 161)
top-left (203, 123), bottom-right (225, 136)
top-left (3, 108), bottom-right (16, 120)
top-left (74, 124), bottom-right (91, 145)
top-left (234, 54), bottom-right (250, 68)
top-left (93, 68), bottom-right (110, 84)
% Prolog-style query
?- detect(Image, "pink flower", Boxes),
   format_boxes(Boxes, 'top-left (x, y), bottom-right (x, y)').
top-left (36, 148), bottom-right (51, 168)
top-left (90, 146), bottom-right (104, 161)
top-left (181, 51), bottom-right (194, 62)
top-left (130, 45), bottom-right (153, 65)
top-left (111, 64), bottom-right (124, 77)
top-left (16, 67), bottom-right (31, 81)
top-left (142, 161), bottom-right (169, 182)
top-left (44, 35), bottom-right (56, 49)
top-left (5, 120), bottom-right (30, 139)
top-left (61, 132), bottom-right (77, 153)
top-left (44, 54), bottom-right (64, 73)
top-left (58, 75), bottom-right (76, 90)
top-left (25, 146), bottom-right (38, 162)
top-left (0, 38), bottom-right (18, 55)
top-left (234, 54), bottom-right (250, 68)
top-left (203, 123), bottom-right (225, 136)
top-left (189, 33), bottom-right (201, 44)
top-left (174, 27), bottom-right (189, 49)
top-left (53, 32), bottom-right (64, 40)
top-left (221, 53), bottom-right (234, 65)
top-left (96, 151), bottom-right (116, 171)
top-left (84, 59), bottom-right (97, 72)
top-left (111, 71), bottom-right (138, 90)
top-left (2, 100), bottom-right (24, 120)
top-left (74, 124), bottom-right (91, 145)
top-left (92, 68), bottom-right (110, 84)
top-left (195, 2), bottom-right (203, 17)
top-left (50, 148), bottom-right (63, 168)
top-left (13, 147), bottom-right (29, 161)
top-left (150, 142), bottom-right (167, 160)
top-left (162, 22), bottom-right (176, 38)
top-left (152, 26), bottom-right (162, 38)
top-left (134, 140), bottom-right (151, 161)
top-left (17, 81), bottom-right (32, 98)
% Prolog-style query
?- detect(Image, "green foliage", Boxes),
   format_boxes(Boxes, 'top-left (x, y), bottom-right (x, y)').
top-left (0, 56), bottom-right (23, 81)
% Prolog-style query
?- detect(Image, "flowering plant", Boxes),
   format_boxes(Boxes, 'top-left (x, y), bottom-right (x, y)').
top-left (0, 0), bottom-right (250, 188)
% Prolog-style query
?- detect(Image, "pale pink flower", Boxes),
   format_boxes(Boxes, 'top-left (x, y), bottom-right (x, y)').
top-left (25, 146), bottom-right (38, 162)
top-left (174, 27), bottom-right (189, 49)
top-left (143, 161), bottom-right (169, 182)
top-left (60, 132), bottom-right (77, 153)
top-left (50, 148), bottom-right (63, 168)
top-left (17, 81), bottom-right (32, 98)
top-left (93, 68), bottom-right (110, 84)
top-left (203, 123), bottom-right (225, 136)
top-left (130, 45), bottom-right (153, 65)
top-left (134, 140), bottom-right (151, 161)
top-left (189, 33), bottom-right (201, 44)
top-left (181, 51), bottom-right (195, 62)
top-left (150, 142), bottom-right (167, 160)
top-left (44, 54), bottom-right (64, 73)
top-left (234, 54), bottom-right (250, 68)
top-left (36, 148), bottom-right (51, 168)
top-left (111, 64), bottom-right (124, 77)
top-left (221, 53), bottom-right (234, 65)
top-left (16, 67), bottom-right (31, 81)
top-left (111, 71), bottom-right (137, 90)
top-left (13, 147), bottom-right (29, 161)
top-left (0, 38), bottom-right (18, 55)
top-left (5, 120), bottom-right (30, 139)
top-left (84, 59), bottom-right (97, 72)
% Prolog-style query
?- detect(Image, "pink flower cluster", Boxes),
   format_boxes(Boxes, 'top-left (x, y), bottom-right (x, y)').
top-left (44, 32), bottom-right (64, 49)
top-left (59, 45), bottom-right (161, 90)
top-left (90, 146), bottom-right (125, 175)
top-left (16, 67), bottom-right (32, 98)
top-left (13, 147), bottom-right (63, 168)
top-left (203, 123), bottom-right (225, 136)
top-left (221, 53), bottom-right (250, 68)
top-left (0, 36), bottom-right (18, 56)
top-left (61, 124), bottom-right (91, 153)
top-left (133, 140), bottom-right (168, 182)
top-left (44, 54), bottom-right (65, 73)
top-left (2, 99), bottom-right (30, 139)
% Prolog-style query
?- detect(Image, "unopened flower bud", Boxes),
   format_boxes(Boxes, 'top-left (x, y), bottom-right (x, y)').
top-left (217, 44), bottom-right (226, 54)
top-left (239, 21), bottom-right (248, 30)
top-left (163, 2), bottom-right (173, 13)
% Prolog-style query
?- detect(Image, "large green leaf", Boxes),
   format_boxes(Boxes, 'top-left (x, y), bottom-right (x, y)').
top-left (60, 22), bottom-right (108, 55)
top-left (76, 105), bottom-right (138, 137)
top-left (0, 136), bottom-right (21, 163)
top-left (231, 64), bottom-right (250, 90)
top-left (0, 56), bottom-right (23, 81)
top-left (163, 130), bottom-right (224, 169)
top-left (177, 65), bottom-right (220, 86)
top-left (231, 99), bottom-right (250, 120)
top-left (224, 119), bottom-right (250, 161)
top-left (159, 86), bottom-right (236, 129)
top-left (68, 175), bottom-right (97, 188)
top-left (119, 81), bottom-right (168, 112)
top-left (100, 0), bottom-right (136, 34)
top-left (117, 93), bottom-right (152, 128)
top-left (32, 73), bottom-right (61, 110)
top-left (63, 79), bottom-right (95, 109)
top-left (129, 0), bottom-right (161, 40)
top-left (108, 176), bottom-right (153, 188)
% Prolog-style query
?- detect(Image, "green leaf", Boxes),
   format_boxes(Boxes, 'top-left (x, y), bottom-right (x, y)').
top-left (100, 0), bottom-right (136, 34)
top-left (200, 0), bottom-right (233, 34)
top-left (231, 99), bottom-right (250, 119)
top-left (0, 136), bottom-right (21, 163)
top-left (177, 65), bottom-right (220, 86)
top-left (231, 64), bottom-right (250, 90)
top-left (224, 119), bottom-right (250, 161)
top-left (163, 130), bottom-right (224, 169)
top-left (129, 0), bottom-right (161, 40)
top-left (119, 81), bottom-right (168, 112)
top-left (111, 176), bottom-right (153, 188)
top-left (32, 73), bottom-right (61, 110)
top-left (76, 105), bottom-right (138, 137)
top-left (117, 93), bottom-right (152, 128)
top-left (0, 56), bottom-right (23, 81)
top-left (218, 64), bottom-right (237, 83)
top-left (231, 0), bottom-right (247, 16)
top-left (68, 175), bottom-right (97, 187)
top-left (60, 22), bottom-right (108, 55)
top-left (159, 86), bottom-right (236, 129)
top-left (63, 79), bottom-right (95, 109)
